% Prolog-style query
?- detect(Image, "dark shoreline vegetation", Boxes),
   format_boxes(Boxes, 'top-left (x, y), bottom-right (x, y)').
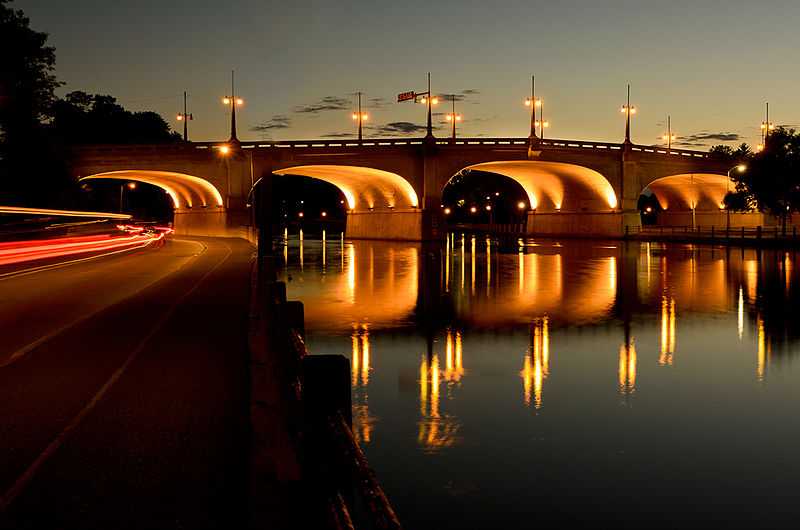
top-left (0, 0), bottom-right (181, 209)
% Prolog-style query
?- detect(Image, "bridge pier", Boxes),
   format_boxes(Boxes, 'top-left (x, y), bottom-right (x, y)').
top-left (345, 209), bottom-right (430, 241)
top-left (526, 210), bottom-right (641, 237)
top-left (173, 206), bottom-right (255, 240)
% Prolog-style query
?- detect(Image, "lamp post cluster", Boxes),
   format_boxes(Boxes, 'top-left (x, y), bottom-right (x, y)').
top-left (175, 91), bottom-right (193, 142)
top-left (352, 91), bottom-right (368, 141)
top-left (758, 102), bottom-right (775, 152)
top-left (621, 84), bottom-right (637, 145)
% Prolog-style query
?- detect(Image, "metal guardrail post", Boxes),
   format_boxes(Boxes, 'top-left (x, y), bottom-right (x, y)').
top-left (757, 226), bottom-right (762, 240)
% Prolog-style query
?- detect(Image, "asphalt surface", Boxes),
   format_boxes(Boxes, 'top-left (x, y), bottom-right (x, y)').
top-left (0, 237), bottom-right (255, 529)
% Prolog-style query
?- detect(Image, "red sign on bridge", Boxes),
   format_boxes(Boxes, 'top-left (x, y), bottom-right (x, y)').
top-left (397, 91), bottom-right (416, 103)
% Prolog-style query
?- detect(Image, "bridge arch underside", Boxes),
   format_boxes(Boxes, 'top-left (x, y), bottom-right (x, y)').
top-left (273, 165), bottom-right (423, 240)
top-left (644, 173), bottom-right (765, 228)
top-left (80, 170), bottom-right (230, 237)
top-left (456, 161), bottom-right (624, 236)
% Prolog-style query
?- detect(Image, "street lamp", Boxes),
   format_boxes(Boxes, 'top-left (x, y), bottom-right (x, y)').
top-left (119, 182), bottom-right (136, 213)
top-left (524, 75), bottom-right (542, 141)
top-left (222, 70), bottom-right (244, 143)
top-left (725, 164), bottom-right (747, 230)
top-left (176, 91), bottom-right (193, 142)
top-left (662, 115), bottom-right (676, 149)
top-left (535, 99), bottom-right (550, 139)
top-left (759, 102), bottom-right (775, 152)
top-left (444, 95), bottom-right (462, 140)
top-left (352, 91), bottom-right (368, 141)
top-left (416, 73), bottom-right (439, 139)
top-left (621, 84), bottom-right (637, 145)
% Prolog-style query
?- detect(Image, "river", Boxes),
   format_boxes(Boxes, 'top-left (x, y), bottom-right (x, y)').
top-left (281, 231), bottom-right (800, 529)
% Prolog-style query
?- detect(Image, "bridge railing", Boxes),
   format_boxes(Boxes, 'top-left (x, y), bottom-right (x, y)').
top-left (72, 137), bottom-right (711, 159)
top-left (628, 224), bottom-right (799, 241)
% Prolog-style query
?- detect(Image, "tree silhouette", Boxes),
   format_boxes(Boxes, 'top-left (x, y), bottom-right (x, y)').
top-left (723, 128), bottom-right (800, 230)
top-left (0, 0), bottom-right (69, 206)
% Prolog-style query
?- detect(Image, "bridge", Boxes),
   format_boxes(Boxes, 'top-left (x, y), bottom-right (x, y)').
top-left (71, 136), bottom-right (744, 240)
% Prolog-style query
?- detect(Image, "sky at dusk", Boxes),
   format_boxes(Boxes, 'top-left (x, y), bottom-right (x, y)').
top-left (17, 0), bottom-right (800, 148)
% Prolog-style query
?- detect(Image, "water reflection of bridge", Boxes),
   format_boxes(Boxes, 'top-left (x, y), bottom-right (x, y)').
top-left (285, 235), bottom-right (800, 444)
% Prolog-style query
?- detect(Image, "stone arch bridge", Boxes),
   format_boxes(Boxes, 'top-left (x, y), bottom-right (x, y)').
top-left (71, 137), bottom-right (732, 240)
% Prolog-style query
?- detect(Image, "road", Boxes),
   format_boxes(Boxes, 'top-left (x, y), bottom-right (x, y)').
top-left (0, 237), bottom-right (254, 529)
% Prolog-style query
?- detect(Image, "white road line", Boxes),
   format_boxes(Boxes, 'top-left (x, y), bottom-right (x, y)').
top-left (0, 241), bottom-right (232, 513)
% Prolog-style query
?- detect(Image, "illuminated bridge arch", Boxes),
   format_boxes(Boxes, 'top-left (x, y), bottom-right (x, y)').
top-left (643, 173), bottom-right (729, 211)
top-left (452, 161), bottom-right (618, 212)
top-left (272, 165), bottom-right (419, 211)
top-left (79, 170), bottom-right (224, 210)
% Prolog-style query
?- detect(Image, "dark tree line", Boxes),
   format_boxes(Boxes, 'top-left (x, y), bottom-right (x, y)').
top-left (0, 0), bottom-right (179, 207)
top-left (715, 128), bottom-right (800, 228)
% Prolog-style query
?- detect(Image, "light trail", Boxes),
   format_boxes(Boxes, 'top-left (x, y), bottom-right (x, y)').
top-left (0, 206), bottom-right (131, 219)
top-left (0, 232), bottom-right (165, 267)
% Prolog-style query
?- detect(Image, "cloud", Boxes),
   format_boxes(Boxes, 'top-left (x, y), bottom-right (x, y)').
top-left (293, 96), bottom-right (350, 114)
top-left (321, 131), bottom-right (353, 138)
top-left (367, 97), bottom-right (390, 109)
top-left (436, 89), bottom-right (481, 103)
top-left (251, 115), bottom-right (291, 132)
top-left (374, 121), bottom-right (432, 135)
top-left (674, 131), bottom-right (741, 147)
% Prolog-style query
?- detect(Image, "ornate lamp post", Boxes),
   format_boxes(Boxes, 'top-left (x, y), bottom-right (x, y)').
top-left (222, 70), bottom-right (244, 143)
top-left (524, 75), bottom-right (542, 141)
top-left (444, 95), bottom-right (462, 140)
top-left (352, 91), bottom-right (368, 141)
top-left (176, 91), bottom-right (193, 142)
top-left (621, 84), bottom-right (637, 145)
top-left (662, 115), bottom-right (676, 149)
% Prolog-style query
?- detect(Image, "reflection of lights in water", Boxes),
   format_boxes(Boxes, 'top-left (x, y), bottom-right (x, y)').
top-left (443, 329), bottom-right (464, 383)
top-left (618, 338), bottom-right (637, 395)
top-left (744, 259), bottom-right (758, 301)
top-left (418, 332), bottom-right (462, 451)
top-left (785, 252), bottom-right (792, 294)
top-left (518, 245), bottom-right (524, 295)
top-left (351, 323), bottom-right (374, 443)
top-left (347, 244), bottom-right (355, 304)
top-left (321, 229), bottom-right (326, 268)
top-left (659, 295), bottom-right (676, 365)
top-left (460, 234), bottom-right (465, 293)
top-left (646, 242), bottom-right (652, 288)
top-left (299, 229), bottom-right (304, 270)
top-left (445, 233), bottom-right (450, 292)
top-left (738, 287), bottom-right (744, 340)
top-left (607, 256), bottom-right (617, 293)
top-left (486, 237), bottom-right (492, 296)
top-left (757, 315), bottom-right (770, 381)
top-left (471, 235), bottom-right (476, 296)
top-left (340, 232), bottom-right (344, 271)
top-left (521, 317), bottom-right (549, 409)
top-left (361, 325), bottom-right (370, 386)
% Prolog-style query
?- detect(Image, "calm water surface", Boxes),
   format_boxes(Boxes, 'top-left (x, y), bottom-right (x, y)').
top-left (281, 232), bottom-right (800, 529)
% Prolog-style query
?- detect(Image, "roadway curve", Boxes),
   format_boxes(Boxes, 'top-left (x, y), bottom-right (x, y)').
top-left (0, 237), bottom-right (254, 529)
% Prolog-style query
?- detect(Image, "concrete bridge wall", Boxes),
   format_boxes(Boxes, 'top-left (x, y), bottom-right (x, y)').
top-left (69, 139), bottom-right (728, 240)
